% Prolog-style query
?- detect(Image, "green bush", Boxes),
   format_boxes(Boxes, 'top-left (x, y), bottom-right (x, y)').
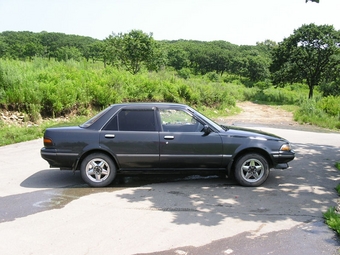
top-left (323, 207), bottom-right (340, 235)
top-left (317, 96), bottom-right (340, 117)
top-left (177, 68), bottom-right (191, 79)
top-left (1, 58), bottom-right (339, 131)
top-left (294, 97), bottom-right (340, 129)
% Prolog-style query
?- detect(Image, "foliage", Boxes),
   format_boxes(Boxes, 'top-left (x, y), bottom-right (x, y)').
top-left (271, 24), bottom-right (340, 98)
top-left (336, 161), bottom-right (340, 171)
top-left (320, 79), bottom-right (340, 97)
top-left (0, 30), bottom-right (285, 86)
top-left (165, 45), bottom-right (190, 71)
top-left (0, 115), bottom-right (89, 146)
top-left (0, 31), bottom-right (98, 61)
top-left (104, 30), bottom-right (163, 74)
top-left (316, 96), bottom-right (340, 117)
top-left (294, 97), bottom-right (340, 129)
top-left (323, 207), bottom-right (340, 235)
top-left (1, 25), bottom-right (340, 132)
top-left (336, 185), bottom-right (340, 195)
top-left (56, 46), bottom-right (82, 62)
top-left (0, 58), bottom-right (241, 119)
top-left (323, 157), bottom-right (340, 238)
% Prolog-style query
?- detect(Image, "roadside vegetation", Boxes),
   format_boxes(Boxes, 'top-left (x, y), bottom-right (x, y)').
top-left (323, 162), bottom-right (340, 236)
top-left (1, 24), bottom-right (340, 146)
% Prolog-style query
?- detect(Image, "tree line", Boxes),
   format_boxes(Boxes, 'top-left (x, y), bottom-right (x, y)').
top-left (0, 30), bottom-right (273, 81)
top-left (1, 23), bottom-right (340, 99)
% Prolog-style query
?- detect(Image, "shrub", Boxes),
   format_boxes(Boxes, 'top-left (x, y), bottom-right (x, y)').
top-left (177, 68), bottom-right (191, 79)
top-left (323, 207), bottom-right (340, 235)
top-left (317, 96), bottom-right (340, 117)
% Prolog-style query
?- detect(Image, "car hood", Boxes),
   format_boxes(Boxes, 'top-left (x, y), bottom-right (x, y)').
top-left (220, 125), bottom-right (286, 141)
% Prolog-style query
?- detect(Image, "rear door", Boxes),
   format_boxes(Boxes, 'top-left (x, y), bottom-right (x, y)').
top-left (99, 108), bottom-right (160, 169)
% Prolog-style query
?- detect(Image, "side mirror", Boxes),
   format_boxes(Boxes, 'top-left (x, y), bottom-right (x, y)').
top-left (202, 125), bottom-right (212, 135)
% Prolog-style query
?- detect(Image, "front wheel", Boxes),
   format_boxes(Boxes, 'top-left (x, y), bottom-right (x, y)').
top-left (234, 153), bottom-right (269, 187)
top-left (80, 153), bottom-right (116, 187)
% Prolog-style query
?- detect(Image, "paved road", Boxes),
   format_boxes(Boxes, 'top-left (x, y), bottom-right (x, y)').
top-left (0, 127), bottom-right (339, 255)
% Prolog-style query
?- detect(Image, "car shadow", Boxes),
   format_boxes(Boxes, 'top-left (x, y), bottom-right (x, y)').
top-left (115, 142), bottom-right (340, 226)
top-left (20, 169), bottom-right (84, 189)
top-left (11, 142), bottom-right (340, 228)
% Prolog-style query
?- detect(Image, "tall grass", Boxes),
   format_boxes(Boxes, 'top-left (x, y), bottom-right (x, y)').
top-left (1, 57), bottom-right (339, 143)
top-left (294, 96), bottom-right (340, 129)
top-left (0, 58), bottom-right (243, 119)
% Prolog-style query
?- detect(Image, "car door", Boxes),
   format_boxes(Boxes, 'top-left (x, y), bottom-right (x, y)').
top-left (99, 108), bottom-right (160, 169)
top-left (158, 108), bottom-right (223, 169)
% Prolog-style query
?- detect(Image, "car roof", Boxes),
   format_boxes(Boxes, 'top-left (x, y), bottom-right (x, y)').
top-left (111, 102), bottom-right (188, 108)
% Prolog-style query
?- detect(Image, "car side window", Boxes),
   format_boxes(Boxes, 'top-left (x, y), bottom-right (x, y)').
top-left (103, 115), bottom-right (118, 130)
top-left (109, 109), bottom-right (157, 131)
top-left (160, 109), bottom-right (204, 132)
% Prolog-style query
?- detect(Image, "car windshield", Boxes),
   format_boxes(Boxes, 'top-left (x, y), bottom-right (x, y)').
top-left (80, 106), bottom-right (112, 128)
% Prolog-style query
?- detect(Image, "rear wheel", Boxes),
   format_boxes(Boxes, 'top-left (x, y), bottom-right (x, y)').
top-left (80, 153), bottom-right (116, 187)
top-left (234, 153), bottom-right (269, 187)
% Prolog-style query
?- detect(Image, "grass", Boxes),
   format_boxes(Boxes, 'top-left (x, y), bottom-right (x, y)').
top-left (323, 161), bottom-right (340, 236)
top-left (0, 105), bottom-right (240, 147)
top-left (0, 115), bottom-right (89, 146)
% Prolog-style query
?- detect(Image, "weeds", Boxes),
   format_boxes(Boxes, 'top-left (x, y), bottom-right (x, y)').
top-left (1, 58), bottom-right (340, 147)
top-left (323, 207), bottom-right (340, 235)
top-left (323, 162), bottom-right (340, 236)
top-left (0, 115), bottom-right (89, 146)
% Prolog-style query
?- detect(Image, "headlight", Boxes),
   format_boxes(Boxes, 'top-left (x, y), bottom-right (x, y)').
top-left (280, 143), bottom-right (292, 151)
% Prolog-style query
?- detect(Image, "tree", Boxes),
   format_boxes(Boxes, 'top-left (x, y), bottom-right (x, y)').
top-left (1, 31), bottom-right (44, 59)
top-left (245, 55), bottom-right (271, 82)
top-left (56, 46), bottom-right (82, 61)
top-left (270, 24), bottom-right (340, 98)
top-left (0, 36), bottom-right (8, 58)
top-left (105, 30), bottom-right (158, 74)
top-left (87, 41), bottom-right (105, 63)
top-left (145, 42), bottom-right (167, 72)
top-left (166, 45), bottom-right (190, 71)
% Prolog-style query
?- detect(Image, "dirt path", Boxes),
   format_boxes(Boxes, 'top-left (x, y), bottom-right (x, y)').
top-left (216, 101), bottom-right (297, 126)
top-left (215, 101), bottom-right (340, 133)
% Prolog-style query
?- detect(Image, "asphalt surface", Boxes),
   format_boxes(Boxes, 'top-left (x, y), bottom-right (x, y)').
top-left (0, 126), bottom-right (339, 255)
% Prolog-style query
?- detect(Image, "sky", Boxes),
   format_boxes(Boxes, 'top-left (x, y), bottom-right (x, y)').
top-left (0, 0), bottom-right (339, 46)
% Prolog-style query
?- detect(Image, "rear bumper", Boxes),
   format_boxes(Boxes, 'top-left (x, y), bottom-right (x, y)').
top-left (41, 148), bottom-right (78, 169)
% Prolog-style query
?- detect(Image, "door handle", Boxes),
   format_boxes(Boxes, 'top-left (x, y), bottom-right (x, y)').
top-left (164, 135), bottom-right (174, 140)
top-left (105, 134), bottom-right (116, 138)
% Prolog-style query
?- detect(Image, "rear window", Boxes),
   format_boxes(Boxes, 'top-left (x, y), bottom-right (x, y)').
top-left (80, 106), bottom-right (112, 128)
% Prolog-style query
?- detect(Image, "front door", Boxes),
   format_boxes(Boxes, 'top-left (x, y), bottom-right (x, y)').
top-left (158, 108), bottom-right (223, 169)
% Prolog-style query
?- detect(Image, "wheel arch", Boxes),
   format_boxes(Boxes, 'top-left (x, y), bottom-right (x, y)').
top-left (74, 149), bottom-right (119, 171)
top-left (229, 147), bottom-right (274, 175)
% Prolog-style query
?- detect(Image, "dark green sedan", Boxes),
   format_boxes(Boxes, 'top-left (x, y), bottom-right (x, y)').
top-left (41, 103), bottom-right (295, 187)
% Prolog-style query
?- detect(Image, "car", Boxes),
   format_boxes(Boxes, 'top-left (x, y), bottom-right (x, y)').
top-left (41, 103), bottom-right (295, 187)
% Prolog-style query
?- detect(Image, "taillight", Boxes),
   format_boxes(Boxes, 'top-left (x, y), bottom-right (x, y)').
top-left (44, 137), bottom-right (53, 147)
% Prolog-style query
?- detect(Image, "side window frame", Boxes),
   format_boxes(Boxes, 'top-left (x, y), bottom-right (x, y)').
top-left (103, 108), bottom-right (159, 132)
top-left (159, 108), bottom-right (204, 132)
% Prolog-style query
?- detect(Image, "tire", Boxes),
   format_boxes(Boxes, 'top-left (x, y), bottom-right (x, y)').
top-left (80, 153), bottom-right (116, 187)
top-left (234, 153), bottom-right (269, 187)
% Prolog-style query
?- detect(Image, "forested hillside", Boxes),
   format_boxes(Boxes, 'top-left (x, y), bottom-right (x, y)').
top-left (0, 25), bottom-right (339, 130)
